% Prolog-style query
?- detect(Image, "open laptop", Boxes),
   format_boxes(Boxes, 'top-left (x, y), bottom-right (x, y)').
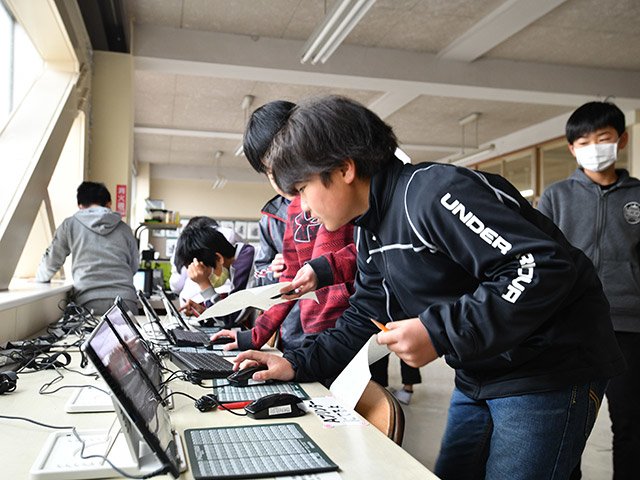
top-left (137, 289), bottom-right (210, 347)
top-left (136, 290), bottom-right (235, 378)
top-left (157, 287), bottom-right (220, 336)
top-left (79, 316), bottom-right (186, 478)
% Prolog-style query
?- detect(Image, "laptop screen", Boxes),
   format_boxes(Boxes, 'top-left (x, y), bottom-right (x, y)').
top-left (103, 302), bottom-right (165, 402)
top-left (83, 317), bottom-right (181, 477)
top-left (157, 288), bottom-right (191, 331)
top-left (136, 289), bottom-right (172, 341)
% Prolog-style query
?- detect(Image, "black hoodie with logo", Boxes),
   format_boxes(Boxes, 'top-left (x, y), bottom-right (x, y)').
top-left (284, 159), bottom-right (625, 399)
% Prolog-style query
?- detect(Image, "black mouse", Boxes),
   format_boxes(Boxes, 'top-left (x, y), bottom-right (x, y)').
top-left (226, 364), bottom-right (269, 386)
top-left (209, 336), bottom-right (234, 346)
top-left (244, 393), bottom-right (307, 419)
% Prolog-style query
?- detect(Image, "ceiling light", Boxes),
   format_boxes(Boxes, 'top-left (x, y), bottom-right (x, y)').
top-left (449, 144), bottom-right (496, 166)
top-left (301, 0), bottom-right (376, 65)
top-left (234, 144), bottom-right (244, 157)
top-left (458, 112), bottom-right (480, 126)
top-left (234, 95), bottom-right (255, 156)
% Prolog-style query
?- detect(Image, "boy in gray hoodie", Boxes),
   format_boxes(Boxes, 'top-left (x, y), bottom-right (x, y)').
top-left (36, 181), bottom-right (139, 315)
top-left (538, 101), bottom-right (638, 479)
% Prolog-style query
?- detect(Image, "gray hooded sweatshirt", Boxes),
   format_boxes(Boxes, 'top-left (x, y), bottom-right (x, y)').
top-left (36, 206), bottom-right (139, 306)
top-left (538, 168), bottom-right (640, 333)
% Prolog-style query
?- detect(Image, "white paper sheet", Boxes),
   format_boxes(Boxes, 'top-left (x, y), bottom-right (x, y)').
top-left (329, 334), bottom-right (390, 410)
top-left (197, 282), bottom-right (318, 319)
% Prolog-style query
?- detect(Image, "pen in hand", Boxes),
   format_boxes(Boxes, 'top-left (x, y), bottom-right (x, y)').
top-left (370, 318), bottom-right (390, 332)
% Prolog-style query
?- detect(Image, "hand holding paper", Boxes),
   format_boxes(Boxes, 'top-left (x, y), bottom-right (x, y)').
top-left (197, 282), bottom-right (318, 320)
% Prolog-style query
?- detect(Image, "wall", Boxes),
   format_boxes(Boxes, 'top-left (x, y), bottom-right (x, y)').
top-left (150, 178), bottom-right (275, 220)
top-left (89, 51), bottom-right (134, 222)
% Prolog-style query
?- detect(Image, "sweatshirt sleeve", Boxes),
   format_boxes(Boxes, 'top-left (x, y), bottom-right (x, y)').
top-left (36, 221), bottom-right (71, 282)
top-left (536, 189), bottom-right (553, 220)
top-left (126, 226), bottom-right (140, 274)
top-left (283, 229), bottom-right (383, 382)
top-left (407, 167), bottom-right (577, 362)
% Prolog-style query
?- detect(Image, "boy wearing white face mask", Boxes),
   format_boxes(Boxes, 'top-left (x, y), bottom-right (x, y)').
top-left (538, 101), bottom-right (638, 480)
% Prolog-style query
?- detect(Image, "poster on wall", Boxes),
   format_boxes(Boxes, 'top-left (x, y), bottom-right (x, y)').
top-left (234, 221), bottom-right (247, 239)
top-left (115, 184), bottom-right (127, 219)
top-left (166, 238), bottom-right (177, 258)
top-left (247, 221), bottom-right (260, 240)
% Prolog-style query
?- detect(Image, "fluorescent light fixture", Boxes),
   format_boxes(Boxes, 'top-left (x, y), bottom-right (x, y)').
top-left (301, 0), bottom-right (376, 65)
top-left (234, 143), bottom-right (244, 157)
top-left (449, 144), bottom-right (496, 166)
top-left (211, 176), bottom-right (228, 189)
top-left (458, 112), bottom-right (480, 126)
top-left (519, 189), bottom-right (534, 198)
top-left (395, 147), bottom-right (411, 164)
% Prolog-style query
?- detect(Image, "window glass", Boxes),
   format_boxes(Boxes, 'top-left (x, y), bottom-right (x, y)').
top-left (0, 3), bottom-right (42, 129)
top-left (504, 150), bottom-right (535, 200)
top-left (0, 2), bottom-right (11, 126)
top-left (540, 140), bottom-right (574, 191)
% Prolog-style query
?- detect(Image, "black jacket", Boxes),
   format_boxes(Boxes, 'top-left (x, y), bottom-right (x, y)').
top-left (284, 159), bottom-right (625, 399)
top-left (539, 168), bottom-right (640, 333)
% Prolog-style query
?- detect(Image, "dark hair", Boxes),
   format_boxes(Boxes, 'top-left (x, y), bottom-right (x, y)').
top-left (77, 181), bottom-right (111, 207)
top-left (185, 216), bottom-right (219, 229)
top-left (566, 101), bottom-right (626, 144)
top-left (174, 226), bottom-right (235, 270)
top-left (243, 100), bottom-right (296, 173)
top-left (264, 96), bottom-right (398, 196)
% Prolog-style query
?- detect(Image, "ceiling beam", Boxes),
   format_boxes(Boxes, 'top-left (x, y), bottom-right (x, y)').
top-left (437, 0), bottom-right (568, 62)
top-left (134, 25), bottom-right (640, 110)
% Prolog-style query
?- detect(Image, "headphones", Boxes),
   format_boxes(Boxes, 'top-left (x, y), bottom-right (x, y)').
top-left (0, 371), bottom-right (18, 394)
top-left (34, 351), bottom-right (72, 370)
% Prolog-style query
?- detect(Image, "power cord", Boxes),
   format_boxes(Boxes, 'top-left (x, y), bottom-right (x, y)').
top-left (0, 415), bottom-right (166, 479)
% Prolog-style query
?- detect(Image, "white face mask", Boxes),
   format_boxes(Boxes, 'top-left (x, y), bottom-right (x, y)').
top-left (574, 142), bottom-right (617, 172)
top-left (209, 266), bottom-right (230, 288)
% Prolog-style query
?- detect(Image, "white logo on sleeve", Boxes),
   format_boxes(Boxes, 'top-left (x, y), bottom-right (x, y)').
top-left (501, 253), bottom-right (536, 303)
top-left (440, 193), bottom-right (512, 255)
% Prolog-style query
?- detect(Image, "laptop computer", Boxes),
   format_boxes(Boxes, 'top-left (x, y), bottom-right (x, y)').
top-left (157, 288), bottom-right (221, 336)
top-left (137, 289), bottom-right (210, 347)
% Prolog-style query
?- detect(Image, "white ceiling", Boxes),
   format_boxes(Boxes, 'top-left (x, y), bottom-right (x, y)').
top-left (127, 0), bottom-right (640, 184)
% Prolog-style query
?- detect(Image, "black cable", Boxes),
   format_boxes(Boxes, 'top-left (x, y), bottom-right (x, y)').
top-left (0, 415), bottom-right (166, 480)
top-left (40, 383), bottom-right (109, 396)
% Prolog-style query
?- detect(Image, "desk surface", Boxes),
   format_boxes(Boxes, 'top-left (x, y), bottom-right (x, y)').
top-left (0, 342), bottom-right (438, 479)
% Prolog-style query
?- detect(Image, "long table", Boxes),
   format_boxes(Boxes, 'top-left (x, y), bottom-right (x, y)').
top-left (0, 337), bottom-right (438, 479)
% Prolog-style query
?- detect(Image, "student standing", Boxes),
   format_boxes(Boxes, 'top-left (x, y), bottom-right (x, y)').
top-left (539, 101), bottom-right (639, 480)
top-left (36, 181), bottom-right (139, 315)
top-left (234, 95), bottom-right (625, 479)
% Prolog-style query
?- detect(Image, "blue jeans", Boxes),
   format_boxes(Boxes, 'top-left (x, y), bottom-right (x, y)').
top-left (435, 381), bottom-right (607, 480)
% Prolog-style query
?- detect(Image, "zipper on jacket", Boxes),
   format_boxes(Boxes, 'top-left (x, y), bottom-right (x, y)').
top-left (594, 191), bottom-right (607, 270)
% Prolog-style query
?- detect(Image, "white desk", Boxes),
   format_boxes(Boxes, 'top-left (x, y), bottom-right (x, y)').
top-left (0, 346), bottom-right (438, 479)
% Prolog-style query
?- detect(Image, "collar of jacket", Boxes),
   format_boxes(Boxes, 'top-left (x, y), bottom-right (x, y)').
top-left (570, 167), bottom-right (631, 192)
top-left (354, 156), bottom-right (405, 232)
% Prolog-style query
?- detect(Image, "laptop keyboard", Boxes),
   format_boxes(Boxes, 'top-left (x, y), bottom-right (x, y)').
top-left (170, 350), bottom-right (234, 378)
top-left (171, 328), bottom-right (211, 346)
top-left (184, 423), bottom-right (338, 479)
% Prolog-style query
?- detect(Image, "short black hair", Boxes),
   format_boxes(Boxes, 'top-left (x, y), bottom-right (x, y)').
top-left (264, 95), bottom-right (398, 196)
top-left (185, 216), bottom-right (219, 229)
top-left (77, 181), bottom-right (111, 207)
top-left (243, 100), bottom-right (296, 173)
top-left (174, 226), bottom-right (236, 271)
top-left (566, 101), bottom-right (626, 144)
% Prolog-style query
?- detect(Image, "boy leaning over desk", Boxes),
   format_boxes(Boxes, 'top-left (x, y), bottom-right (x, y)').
top-left (232, 95), bottom-right (625, 480)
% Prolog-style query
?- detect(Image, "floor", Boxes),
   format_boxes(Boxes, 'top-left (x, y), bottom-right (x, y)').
top-left (387, 356), bottom-right (613, 479)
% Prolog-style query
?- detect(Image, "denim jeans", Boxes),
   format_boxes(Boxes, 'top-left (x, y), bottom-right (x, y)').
top-left (434, 381), bottom-right (608, 480)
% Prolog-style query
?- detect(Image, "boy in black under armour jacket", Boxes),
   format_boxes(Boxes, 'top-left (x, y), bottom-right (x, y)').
top-left (234, 96), bottom-right (625, 480)
top-left (539, 101), bottom-right (639, 480)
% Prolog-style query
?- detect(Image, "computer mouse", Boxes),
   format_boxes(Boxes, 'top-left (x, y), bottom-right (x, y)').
top-left (207, 336), bottom-right (234, 349)
top-left (226, 364), bottom-right (269, 387)
top-left (244, 393), bottom-right (307, 420)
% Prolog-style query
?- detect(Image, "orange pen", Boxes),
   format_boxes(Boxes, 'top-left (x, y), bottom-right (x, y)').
top-left (370, 318), bottom-right (390, 332)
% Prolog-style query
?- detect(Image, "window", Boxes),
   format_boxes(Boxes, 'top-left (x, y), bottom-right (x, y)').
top-left (0, 1), bottom-right (42, 129)
top-left (476, 149), bottom-right (536, 202)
